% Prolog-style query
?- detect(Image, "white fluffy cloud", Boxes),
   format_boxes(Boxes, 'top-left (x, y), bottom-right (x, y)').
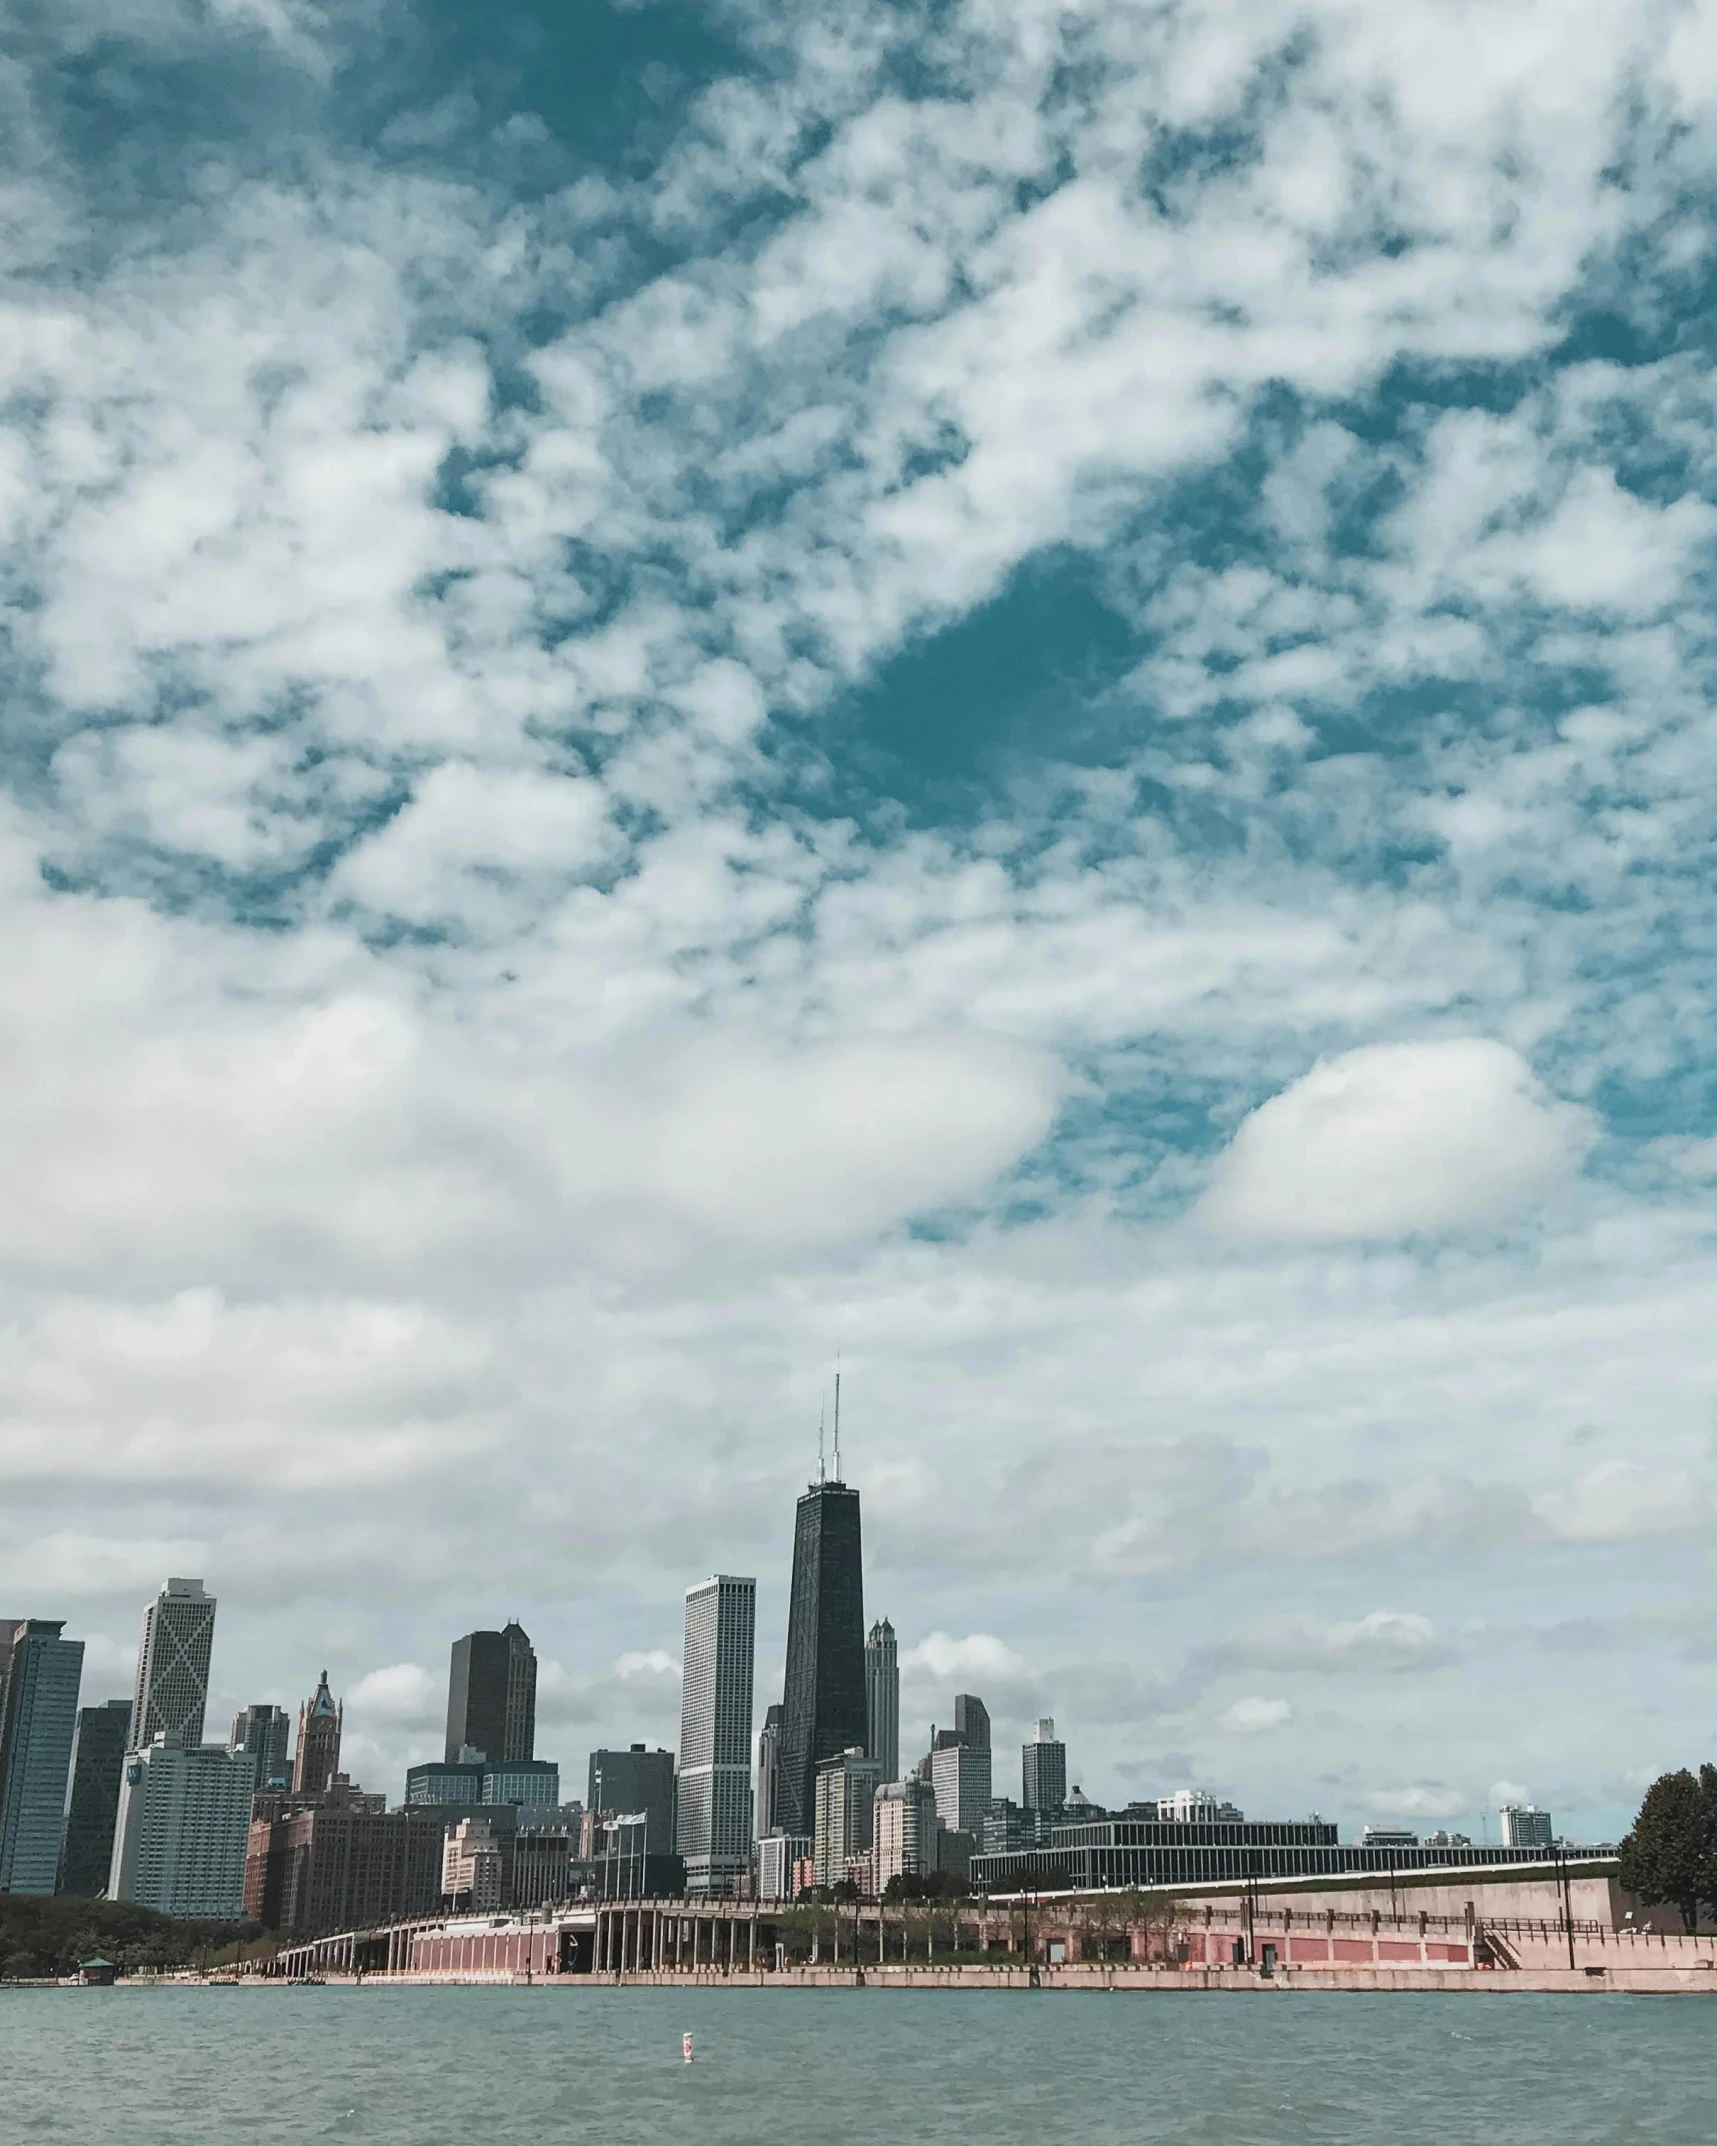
top-left (1197, 1040), bottom-right (1594, 1242)
top-left (1365, 1784), bottom-right (1469, 1820)
top-left (349, 1662), bottom-right (440, 1729)
top-left (1218, 1696), bottom-right (1292, 1734)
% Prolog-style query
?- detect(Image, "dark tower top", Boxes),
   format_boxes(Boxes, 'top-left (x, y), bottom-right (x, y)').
top-left (445, 1624), bottom-right (536, 1765)
top-left (293, 1671), bottom-right (343, 1796)
top-left (776, 1480), bottom-right (866, 1840)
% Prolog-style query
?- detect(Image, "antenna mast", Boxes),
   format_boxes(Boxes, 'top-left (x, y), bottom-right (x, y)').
top-left (817, 1399), bottom-right (826, 1485)
top-left (833, 1359), bottom-right (842, 1482)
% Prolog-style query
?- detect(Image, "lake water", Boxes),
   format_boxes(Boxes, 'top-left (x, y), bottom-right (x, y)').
top-left (0, 1985), bottom-right (1705, 2144)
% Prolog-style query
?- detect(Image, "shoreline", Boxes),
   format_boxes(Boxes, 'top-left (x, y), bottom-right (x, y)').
top-left (28, 1964), bottom-right (1717, 1995)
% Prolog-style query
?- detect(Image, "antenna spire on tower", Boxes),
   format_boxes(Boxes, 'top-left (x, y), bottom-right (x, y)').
top-left (817, 1398), bottom-right (826, 1485)
top-left (834, 1357), bottom-right (842, 1482)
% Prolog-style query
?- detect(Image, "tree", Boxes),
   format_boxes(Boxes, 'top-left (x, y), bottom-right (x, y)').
top-left (1618, 1768), bottom-right (1717, 1933)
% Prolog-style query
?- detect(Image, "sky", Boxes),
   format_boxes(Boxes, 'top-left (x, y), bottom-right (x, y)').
top-left (5, 0), bottom-right (1717, 1847)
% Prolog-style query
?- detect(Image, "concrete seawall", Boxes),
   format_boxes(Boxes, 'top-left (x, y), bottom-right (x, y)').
top-left (244, 1963), bottom-right (1717, 1995)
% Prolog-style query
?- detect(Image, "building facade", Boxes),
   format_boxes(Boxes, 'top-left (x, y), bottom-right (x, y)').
top-left (443, 1817), bottom-right (509, 1910)
top-left (245, 1804), bottom-right (448, 1930)
top-left (756, 1702), bottom-right (783, 1841)
top-left (482, 1759), bottom-right (561, 1808)
top-left (777, 1478), bottom-right (867, 1840)
top-left (444, 1622), bottom-right (537, 1765)
top-left (972, 1815), bottom-right (1573, 1893)
top-left (677, 1574), bottom-right (756, 1896)
top-left (813, 1746), bottom-right (881, 1889)
top-left (229, 1704), bottom-right (292, 1792)
top-left (1022, 1718), bottom-right (1066, 1812)
top-left (0, 1621), bottom-right (85, 1895)
top-left (58, 1698), bottom-right (133, 1895)
top-left (873, 1775), bottom-right (939, 1890)
top-left (864, 1618), bottom-right (899, 1784)
top-left (586, 1745), bottom-right (676, 1852)
top-left (1501, 1803), bottom-right (1555, 1848)
top-left (109, 1736), bottom-right (254, 1918)
top-left (756, 1829), bottom-right (813, 1901)
top-left (129, 1579), bottom-right (216, 1750)
top-left (931, 1739), bottom-right (992, 1837)
top-left (291, 1672), bottom-right (342, 1795)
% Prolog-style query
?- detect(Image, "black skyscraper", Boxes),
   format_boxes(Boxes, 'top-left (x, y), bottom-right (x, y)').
top-left (776, 1478), bottom-right (866, 1840)
top-left (57, 1699), bottom-right (131, 1895)
top-left (445, 1622), bottom-right (536, 1764)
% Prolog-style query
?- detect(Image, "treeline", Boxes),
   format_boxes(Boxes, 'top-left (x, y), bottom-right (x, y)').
top-left (0, 1895), bottom-right (259, 1981)
top-left (1618, 1765), bottom-right (1717, 1933)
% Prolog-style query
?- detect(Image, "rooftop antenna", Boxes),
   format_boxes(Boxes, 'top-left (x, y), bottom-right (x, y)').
top-left (833, 1357), bottom-right (842, 1482)
top-left (817, 1397), bottom-right (826, 1485)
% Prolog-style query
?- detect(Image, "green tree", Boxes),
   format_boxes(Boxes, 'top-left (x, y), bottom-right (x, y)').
top-left (1618, 1768), bottom-right (1715, 1933)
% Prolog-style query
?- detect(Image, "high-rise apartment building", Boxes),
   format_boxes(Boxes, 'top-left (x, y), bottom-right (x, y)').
top-left (229, 1704), bottom-right (292, 1792)
top-left (677, 1575), bottom-right (756, 1896)
top-left (109, 1736), bottom-right (254, 1917)
top-left (953, 1692), bottom-right (990, 1751)
top-left (777, 1477), bottom-right (866, 1839)
top-left (873, 1774), bottom-right (939, 1890)
top-left (58, 1699), bottom-right (133, 1895)
top-left (813, 1745), bottom-right (881, 1889)
top-left (1500, 1803), bottom-right (1554, 1849)
top-left (931, 1739), bottom-right (992, 1836)
top-left (586, 1744), bottom-right (676, 1852)
top-left (756, 1828), bottom-right (813, 1900)
top-left (0, 1621), bottom-right (85, 1895)
top-left (756, 1702), bottom-right (783, 1840)
top-left (292, 1671), bottom-right (343, 1795)
top-left (1022, 1717), bottom-right (1066, 1812)
top-left (130, 1580), bottom-right (216, 1750)
top-left (444, 1622), bottom-right (536, 1765)
top-left (865, 1618), bottom-right (899, 1783)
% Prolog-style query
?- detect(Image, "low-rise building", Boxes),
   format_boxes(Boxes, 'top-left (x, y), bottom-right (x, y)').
top-left (245, 1802), bottom-right (448, 1931)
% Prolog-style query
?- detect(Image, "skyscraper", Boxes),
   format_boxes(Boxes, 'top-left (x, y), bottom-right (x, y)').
top-left (865, 1618), bottom-right (899, 1782)
top-left (586, 1744), bottom-right (676, 1851)
top-left (953, 1692), bottom-right (990, 1751)
top-left (130, 1579), bottom-right (216, 1750)
top-left (444, 1622), bottom-right (536, 1765)
top-left (58, 1699), bottom-right (133, 1895)
top-left (110, 1737), bottom-right (263, 1917)
top-left (776, 1476), bottom-right (866, 1839)
top-left (292, 1672), bottom-right (343, 1795)
top-left (1022, 1717), bottom-right (1066, 1812)
top-left (756, 1702), bottom-right (783, 1840)
top-left (230, 1704), bottom-right (292, 1792)
top-left (0, 1621), bottom-right (85, 1895)
top-left (813, 1745), bottom-right (881, 1888)
top-left (677, 1574), bottom-right (756, 1896)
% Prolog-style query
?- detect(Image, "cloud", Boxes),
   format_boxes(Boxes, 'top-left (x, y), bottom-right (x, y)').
top-left (900, 1631), bottom-right (1038, 1708)
top-left (1218, 1696), bottom-right (1292, 1734)
top-left (1365, 1785), bottom-right (1469, 1820)
top-left (1197, 1040), bottom-right (1595, 1242)
top-left (1217, 1611), bottom-right (1451, 1675)
top-left (1533, 1463), bottom-right (1709, 1543)
top-left (1490, 1780), bottom-right (1532, 1808)
top-left (349, 1662), bottom-right (440, 1729)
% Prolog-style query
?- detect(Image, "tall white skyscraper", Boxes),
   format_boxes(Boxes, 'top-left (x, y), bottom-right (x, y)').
top-left (677, 1574), bottom-right (756, 1896)
top-left (864, 1617), bottom-right (898, 1782)
top-left (108, 1737), bottom-right (253, 1918)
top-left (130, 1579), bottom-right (216, 1750)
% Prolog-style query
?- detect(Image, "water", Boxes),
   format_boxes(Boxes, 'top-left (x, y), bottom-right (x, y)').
top-left (0, 1985), bottom-right (1706, 2144)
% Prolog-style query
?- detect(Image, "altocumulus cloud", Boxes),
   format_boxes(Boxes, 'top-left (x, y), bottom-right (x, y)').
top-left (2, 0), bottom-right (1717, 1837)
